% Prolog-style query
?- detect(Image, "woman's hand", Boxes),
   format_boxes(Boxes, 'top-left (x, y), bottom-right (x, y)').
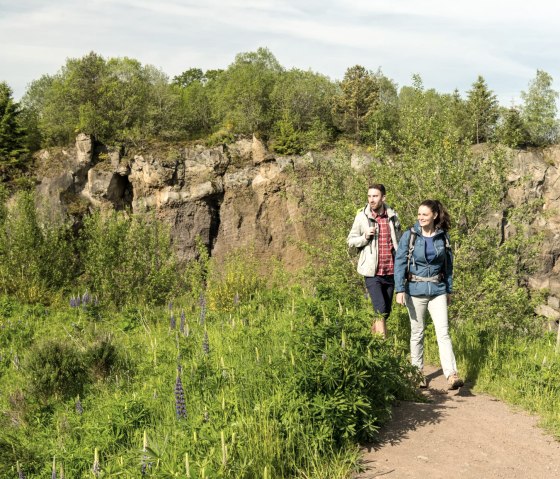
top-left (396, 292), bottom-right (406, 305)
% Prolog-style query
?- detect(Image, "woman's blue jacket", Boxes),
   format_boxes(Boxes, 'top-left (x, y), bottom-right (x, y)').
top-left (394, 222), bottom-right (453, 297)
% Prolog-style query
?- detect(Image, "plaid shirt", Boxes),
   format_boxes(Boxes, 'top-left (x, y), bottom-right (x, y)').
top-left (372, 208), bottom-right (395, 276)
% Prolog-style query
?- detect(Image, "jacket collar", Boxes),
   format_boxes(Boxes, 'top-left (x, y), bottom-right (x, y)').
top-left (364, 203), bottom-right (396, 219)
top-left (412, 221), bottom-right (445, 237)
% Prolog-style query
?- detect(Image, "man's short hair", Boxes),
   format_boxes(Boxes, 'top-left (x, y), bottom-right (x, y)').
top-left (368, 183), bottom-right (386, 196)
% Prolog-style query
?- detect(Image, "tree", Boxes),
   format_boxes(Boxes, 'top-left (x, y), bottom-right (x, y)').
top-left (495, 107), bottom-right (529, 148)
top-left (173, 68), bottom-right (204, 88)
top-left (465, 76), bottom-right (499, 144)
top-left (209, 48), bottom-right (283, 135)
top-left (521, 70), bottom-right (559, 147)
top-left (0, 82), bottom-right (28, 180)
top-left (332, 65), bottom-right (379, 143)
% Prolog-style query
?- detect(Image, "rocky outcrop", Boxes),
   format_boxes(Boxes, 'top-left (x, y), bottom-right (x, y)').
top-left (505, 146), bottom-right (560, 327)
top-left (34, 135), bottom-right (311, 269)
top-left (33, 136), bottom-right (560, 323)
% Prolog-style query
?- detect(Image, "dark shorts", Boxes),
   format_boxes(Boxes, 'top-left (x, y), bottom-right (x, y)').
top-left (365, 275), bottom-right (395, 318)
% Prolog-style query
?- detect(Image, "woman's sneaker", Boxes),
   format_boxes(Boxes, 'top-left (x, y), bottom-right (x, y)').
top-left (447, 373), bottom-right (464, 390)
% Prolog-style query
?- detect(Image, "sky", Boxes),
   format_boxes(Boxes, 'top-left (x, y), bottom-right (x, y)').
top-left (1, 0), bottom-right (559, 105)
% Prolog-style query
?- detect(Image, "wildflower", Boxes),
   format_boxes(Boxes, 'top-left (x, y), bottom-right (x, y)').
top-left (170, 312), bottom-right (176, 330)
top-left (202, 330), bottom-right (210, 355)
top-left (75, 397), bottom-right (83, 415)
top-left (199, 295), bottom-right (206, 326)
top-left (82, 291), bottom-right (90, 306)
top-left (168, 301), bottom-right (173, 311)
top-left (175, 371), bottom-right (187, 419)
top-left (92, 448), bottom-right (100, 477)
top-left (180, 310), bottom-right (186, 333)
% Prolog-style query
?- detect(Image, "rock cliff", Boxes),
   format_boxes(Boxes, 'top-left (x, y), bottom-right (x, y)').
top-left (34, 136), bottom-right (560, 323)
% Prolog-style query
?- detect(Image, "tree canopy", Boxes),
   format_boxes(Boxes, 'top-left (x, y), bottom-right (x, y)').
top-left (6, 49), bottom-right (558, 153)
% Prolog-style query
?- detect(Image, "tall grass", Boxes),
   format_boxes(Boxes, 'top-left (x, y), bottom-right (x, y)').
top-left (0, 252), bottom-right (418, 477)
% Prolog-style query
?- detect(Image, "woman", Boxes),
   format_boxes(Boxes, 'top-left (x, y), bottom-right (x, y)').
top-left (394, 200), bottom-right (464, 390)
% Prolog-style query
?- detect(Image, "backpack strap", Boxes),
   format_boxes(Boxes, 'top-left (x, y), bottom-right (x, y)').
top-left (406, 227), bottom-right (417, 280)
top-left (439, 231), bottom-right (452, 282)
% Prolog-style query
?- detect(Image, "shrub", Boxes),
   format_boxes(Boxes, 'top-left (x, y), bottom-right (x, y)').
top-left (25, 339), bottom-right (87, 402)
top-left (81, 211), bottom-right (179, 307)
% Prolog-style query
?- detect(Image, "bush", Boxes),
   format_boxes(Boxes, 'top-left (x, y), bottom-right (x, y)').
top-left (0, 191), bottom-right (74, 303)
top-left (25, 339), bottom-right (88, 402)
top-left (81, 211), bottom-right (179, 307)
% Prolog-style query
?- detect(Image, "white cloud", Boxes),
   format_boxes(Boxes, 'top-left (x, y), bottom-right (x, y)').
top-left (0, 0), bottom-right (558, 104)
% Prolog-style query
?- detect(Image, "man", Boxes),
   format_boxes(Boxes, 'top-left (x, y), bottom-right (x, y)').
top-left (347, 184), bottom-right (401, 337)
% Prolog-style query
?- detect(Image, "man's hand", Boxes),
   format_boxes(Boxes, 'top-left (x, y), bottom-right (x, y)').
top-left (396, 292), bottom-right (406, 305)
top-left (365, 226), bottom-right (375, 239)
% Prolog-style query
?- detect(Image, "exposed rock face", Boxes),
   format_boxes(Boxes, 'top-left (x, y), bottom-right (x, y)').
top-left (34, 135), bottom-right (310, 269)
top-left (33, 137), bottom-right (560, 322)
top-left (505, 146), bottom-right (560, 325)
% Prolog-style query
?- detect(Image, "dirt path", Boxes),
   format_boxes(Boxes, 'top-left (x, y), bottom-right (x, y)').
top-left (357, 365), bottom-right (560, 479)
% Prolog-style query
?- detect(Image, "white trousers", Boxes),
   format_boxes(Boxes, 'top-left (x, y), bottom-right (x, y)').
top-left (405, 293), bottom-right (458, 379)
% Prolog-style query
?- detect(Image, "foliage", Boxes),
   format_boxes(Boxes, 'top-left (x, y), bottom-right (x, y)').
top-left (495, 107), bottom-right (530, 148)
top-left (209, 47), bottom-right (283, 135)
top-left (0, 272), bottom-right (416, 478)
top-left (0, 82), bottom-right (29, 182)
top-left (332, 66), bottom-right (397, 144)
top-left (465, 75), bottom-right (499, 144)
top-left (24, 339), bottom-right (87, 402)
top-left (21, 52), bottom-right (183, 146)
top-left (521, 69), bottom-right (559, 147)
top-left (81, 210), bottom-right (179, 307)
top-left (0, 191), bottom-right (74, 302)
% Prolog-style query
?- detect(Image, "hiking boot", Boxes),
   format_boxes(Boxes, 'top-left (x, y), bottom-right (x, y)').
top-left (447, 373), bottom-right (464, 390)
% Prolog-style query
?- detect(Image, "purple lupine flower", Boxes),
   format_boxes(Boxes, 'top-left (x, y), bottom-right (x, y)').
top-left (82, 291), bottom-right (90, 306)
top-left (174, 373), bottom-right (187, 419)
top-left (202, 330), bottom-right (210, 355)
top-left (199, 295), bottom-right (206, 326)
top-left (75, 398), bottom-right (83, 415)
top-left (170, 313), bottom-right (176, 330)
top-left (179, 310), bottom-right (186, 333)
top-left (168, 301), bottom-right (173, 311)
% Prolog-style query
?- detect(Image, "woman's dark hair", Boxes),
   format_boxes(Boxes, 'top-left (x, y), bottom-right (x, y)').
top-left (420, 199), bottom-right (451, 231)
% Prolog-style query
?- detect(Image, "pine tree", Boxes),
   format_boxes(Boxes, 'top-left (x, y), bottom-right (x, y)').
top-left (521, 70), bottom-right (559, 147)
top-left (0, 82), bottom-right (28, 180)
top-left (495, 107), bottom-right (529, 148)
top-left (465, 76), bottom-right (499, 144)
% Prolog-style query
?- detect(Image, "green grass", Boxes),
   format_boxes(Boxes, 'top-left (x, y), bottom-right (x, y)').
top-left (0, 289), bottom-right (418, 478)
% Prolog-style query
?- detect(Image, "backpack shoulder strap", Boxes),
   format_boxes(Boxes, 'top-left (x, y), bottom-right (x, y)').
top-left (406, 227), bottom-right (417, 276)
